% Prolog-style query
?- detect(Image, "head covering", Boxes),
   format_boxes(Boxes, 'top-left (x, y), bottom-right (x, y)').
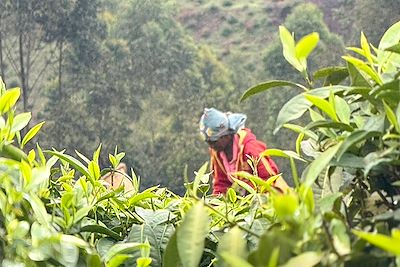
top-left (199, 107), bottom-right (247, 141)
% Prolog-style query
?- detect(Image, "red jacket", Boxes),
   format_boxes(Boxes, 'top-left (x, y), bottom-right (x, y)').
top-left (209, 128), bottom-right (279, 194)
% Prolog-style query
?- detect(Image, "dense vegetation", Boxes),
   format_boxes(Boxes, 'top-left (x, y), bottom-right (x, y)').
top-left (1, 0), bottom-right (400, 193)
top-left (1, 19), bottom-right (400, 266)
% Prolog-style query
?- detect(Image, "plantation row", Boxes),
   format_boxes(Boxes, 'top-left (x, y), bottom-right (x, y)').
top-left (0, 22), bottom-right (400, 266)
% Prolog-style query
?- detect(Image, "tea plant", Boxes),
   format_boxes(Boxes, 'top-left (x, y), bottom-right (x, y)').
top-left (1, 21), bottom-right (400, 267)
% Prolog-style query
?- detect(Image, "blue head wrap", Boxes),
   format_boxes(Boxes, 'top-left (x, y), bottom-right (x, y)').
top-left (199, 108), bottom-right (247, 141)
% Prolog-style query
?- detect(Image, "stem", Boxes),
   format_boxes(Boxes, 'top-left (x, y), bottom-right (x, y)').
top-left (322, 219), bottom-right (343, 261)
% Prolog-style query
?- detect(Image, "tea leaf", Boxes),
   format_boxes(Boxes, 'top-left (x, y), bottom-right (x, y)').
top-left (241, 80), bottom-right (304, 102)
top-left (177, 201), bottom-right (208, 267)
top-left (22, 121), bottom-right (45, 148)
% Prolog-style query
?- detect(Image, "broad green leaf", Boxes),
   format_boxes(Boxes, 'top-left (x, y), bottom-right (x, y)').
top-left (11, 112), bottom-right (31, 133)
top-left (305, 94), bottom-right (338, 121)
top-left (378, 21), bottom-right (400, 50)
top-left (22, 121), bottom-right (45, 148)
top-left (295, 32), bottom-right (319, 70)
top-left (334, 95), bottom-right (351, 124)
top-left (29, 166), bottom-right (50, 190)
top-left (353, 230), bottom-right (400, 255)
top-left (45, 150), bottom-right (91, 181)
top-left (383, 100), bottom-right (400, 132)
top-left (336, 130), bottom-right (381, 160)
top-left (279, 26), bottom-right (303, 72)
top-left (163, 230), bottom-right (181, 267)
top-left (241, 80), bottom-right (305, 102)
top-left (0, 87), bottom-right (20, 114)
top-left (177, 201), bottom-right (208, 267)
top-left (385, 43), bottom-right (400, 54)
top-left (218, 226), bottom-right (248, 266)
top-left (342, 56), bottom-right (382, 85)
top-left (304, 142), bottom-right (342, 188)
top-left (274, 86), bottom-right (347, 133)
top-left (281, 252), bottom-right (322, 267)
top-left (134, 207), bottom-right (175, 225)
top-left (126, 211), bottom-right (175, 266)
top-left (81, 225), bottom-right (122, 241)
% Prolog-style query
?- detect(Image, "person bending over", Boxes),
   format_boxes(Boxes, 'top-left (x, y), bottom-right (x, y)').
top-left (199, 107), bottom-right (289, 195)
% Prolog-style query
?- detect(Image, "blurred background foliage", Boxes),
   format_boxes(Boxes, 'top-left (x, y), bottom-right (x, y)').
top-left (0, 0), bottom-right (399, 194)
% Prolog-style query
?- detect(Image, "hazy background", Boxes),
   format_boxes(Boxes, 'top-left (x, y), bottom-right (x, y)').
top-left (1, 0), bottom-right (399, 194)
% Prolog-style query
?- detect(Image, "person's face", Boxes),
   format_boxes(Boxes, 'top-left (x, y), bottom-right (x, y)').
top-left (207, 135), bottom-right (232, 152)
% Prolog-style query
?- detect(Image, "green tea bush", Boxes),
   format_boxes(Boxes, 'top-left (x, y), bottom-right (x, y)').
top-left (0, 21), bottom-right (400, 267)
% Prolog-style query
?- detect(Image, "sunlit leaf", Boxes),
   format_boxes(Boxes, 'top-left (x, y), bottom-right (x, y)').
top-left (342, 56), bottom-right (382, 85)
top-left (378, 21), bottom-right (400, 50)
top-left (108, 254), bottom-right (132, 267)
top-left (22, 121), bottom-right (45, 148)
top-left (305, 94), bottom-right (338, 122)
top-left (360, 32), bottom-right (374, 66)
top-left (353, 230), bottom-right (400, 255)
top-left (279, 26), bottom-right (303, 72)
top-left (295, 32), bottom-right (319, 70)
top-left (11, 112), bottom-right (31, 133)
top-left (0, 87), bottom-right (20, 114)
top-left (383, 100), bottom-right (400, 132)
top-left (177, 201), bottom-right (208, 267)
